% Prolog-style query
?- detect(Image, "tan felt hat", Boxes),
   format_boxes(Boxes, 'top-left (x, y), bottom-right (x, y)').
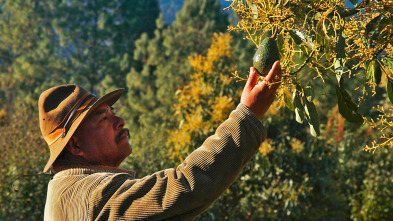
top-left (38, 84), bottom-right (124, 172)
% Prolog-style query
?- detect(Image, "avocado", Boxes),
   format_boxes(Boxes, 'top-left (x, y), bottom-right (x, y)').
top-left (253, 37), bottom-right (280, 76)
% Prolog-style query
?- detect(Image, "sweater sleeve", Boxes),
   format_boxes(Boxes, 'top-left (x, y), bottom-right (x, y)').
top-left (90, 103), bottom-right (266, 220)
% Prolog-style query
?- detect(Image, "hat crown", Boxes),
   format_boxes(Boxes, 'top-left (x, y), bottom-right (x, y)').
top-left (38, 85), bottom-right (89, 138)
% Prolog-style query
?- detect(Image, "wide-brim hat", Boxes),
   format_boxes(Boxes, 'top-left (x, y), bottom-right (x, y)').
top-left (38, 85), bottom-right (124, 173)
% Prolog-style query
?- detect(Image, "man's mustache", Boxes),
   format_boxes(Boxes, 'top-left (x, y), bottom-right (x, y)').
top-left (116, 128), bottom-right (130, 144)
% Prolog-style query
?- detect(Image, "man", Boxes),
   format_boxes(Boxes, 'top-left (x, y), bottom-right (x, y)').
top-left (40, 62), bottom-right (282, 220)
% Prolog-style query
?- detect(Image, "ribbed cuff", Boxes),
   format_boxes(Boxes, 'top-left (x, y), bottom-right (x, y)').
top-left (234, 103), bottom-right (266, 142)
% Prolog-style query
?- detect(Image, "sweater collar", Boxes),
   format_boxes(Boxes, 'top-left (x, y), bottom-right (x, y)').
top-left (53, 165), bottom-right (136, 178)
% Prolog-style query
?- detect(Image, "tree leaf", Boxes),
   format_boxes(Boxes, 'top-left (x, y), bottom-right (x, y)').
top-left (349, 0), bottom-right (359, 6)
top-left (304, 99), bottom-right (320, 137)
top-left (382, 57), bottom-right (393, 70)
top-left (246, 0), bottom-right (258, 19)
top-left (277, 32), bottom-right (284, 57)
top-left (366, 14), bottom-right (383, 47)
top-left (289, 45), bottom-right (309, 73)
top-left (367, 59), bottom-right (382, 85)
top-left (324, 38), bottom-right (330, 61)
top-left (336, 29), bottom-right (345, 59)
top-left (316, 18), bottom-right (329, 41)
top-left (288, 30), bottom-right (303, 45)
top-left (387, 77), bottom-right (393, 104)
top-left (335, 85), bottom-right (364, 123)
top-left (305, 82), bottom-right (314, 102)
top-left (335, 58), bottom-right (345, 84)
top-left (335, 30), bottom-right (345, 85)
top-left (374, 60), bottom-right (382, 85)
top-left (284, 92), bottom-right (295, 111)
top-left (366, 14), bottom-right (383, 36)
top-left (293, 90), bottom-right (304, 124)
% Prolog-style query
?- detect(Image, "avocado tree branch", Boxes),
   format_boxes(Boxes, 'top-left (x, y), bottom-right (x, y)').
top-left (339, 0), bottom-right (370, 17)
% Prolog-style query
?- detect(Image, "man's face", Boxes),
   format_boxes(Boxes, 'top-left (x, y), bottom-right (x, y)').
top-left (72, 103), bottom-right (132, 167)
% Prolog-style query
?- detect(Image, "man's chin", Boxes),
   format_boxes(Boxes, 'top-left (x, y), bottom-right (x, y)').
top-left (122, 142), bottom-right (132, 155)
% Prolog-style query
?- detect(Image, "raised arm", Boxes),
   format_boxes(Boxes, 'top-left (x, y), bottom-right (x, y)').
top-left (90, 62), bottom-right (282, 220)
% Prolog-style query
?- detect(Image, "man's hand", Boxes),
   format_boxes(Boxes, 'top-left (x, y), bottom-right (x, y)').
top-left (241, 61), bottom-right (282, 118)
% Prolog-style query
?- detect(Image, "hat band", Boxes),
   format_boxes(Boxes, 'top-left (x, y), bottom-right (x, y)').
top-left (44, 93), bottom-right (96, 145)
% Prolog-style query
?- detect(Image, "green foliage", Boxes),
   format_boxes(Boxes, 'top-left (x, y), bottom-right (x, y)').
top-left (48, 0), bottom-right (160, 89)
top-left (0, 0), bottom-right (65, 110)
top-left (197, 106), bottom-right (393, 220)
top-left (0, 101), bottom-right (48, 220)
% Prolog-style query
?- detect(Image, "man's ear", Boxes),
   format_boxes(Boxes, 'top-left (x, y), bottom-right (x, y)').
top-left (65, 136), bottom-right (84, 157)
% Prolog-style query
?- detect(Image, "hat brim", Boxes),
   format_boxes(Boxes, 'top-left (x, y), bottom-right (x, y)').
top-left (43, 88), bottom-right (125, 173)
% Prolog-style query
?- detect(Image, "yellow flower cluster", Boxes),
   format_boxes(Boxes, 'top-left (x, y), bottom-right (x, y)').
top-left (209, 96), bottom-right (234, 123)
top-left (364, 105), bottom-right (393, 152)
top-left (168, 33), bottom-right (238, 160)
top-left (259, 139), bottom-right (274, 156)
top-left (290, 138), bottom-right (305, 154)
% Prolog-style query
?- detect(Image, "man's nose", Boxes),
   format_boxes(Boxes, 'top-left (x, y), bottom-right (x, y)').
top-left (114, 116), bottom-right (126, 129)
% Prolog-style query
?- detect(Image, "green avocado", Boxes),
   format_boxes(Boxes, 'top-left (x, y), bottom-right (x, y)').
top-left (253, 37), bottom-right (280, 76)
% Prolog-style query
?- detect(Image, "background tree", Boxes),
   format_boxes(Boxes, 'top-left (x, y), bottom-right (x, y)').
top-left (122, 0), bottom-right (232, 173)
top-left (0, 0), bottom-right (63, 113)
top-left (49, 0), bottom-right (159, 91)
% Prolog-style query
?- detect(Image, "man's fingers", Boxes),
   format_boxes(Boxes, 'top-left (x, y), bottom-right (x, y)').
top-left (246, 67), bottom-right (259, 90)
top-left (264, 61), bottom-right (282, 84)
top-left (257, 61), bottom-right (281, 91)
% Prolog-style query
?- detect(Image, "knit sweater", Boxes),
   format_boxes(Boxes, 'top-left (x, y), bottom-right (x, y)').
top-left (44, 104), bottom-right (266, 220)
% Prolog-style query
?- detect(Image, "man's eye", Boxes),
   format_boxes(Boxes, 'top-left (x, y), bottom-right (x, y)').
top-left (100, 117), bottom-right (107, 122)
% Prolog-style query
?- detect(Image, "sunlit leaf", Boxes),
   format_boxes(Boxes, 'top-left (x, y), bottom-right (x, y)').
top-left (295, 101), bottom-right (304, 123)
top-left (304, 99), bottom-right (320, 137)
top-left (288, 30), bottom-right (303, 45)
top-left (289, 45), bottom-right (309, 73)
top-left (367, 59), bottom-right (382, 85)
top-left (316, 18), bottom-right (326, 40)
top-left (293, 90), bottom-right (304, 124)
top-left (335, 58), bottom-right (345, 84)
top-left (284, 92), bottom-right (295, 111)
top-left (382, 57), bottom-right (393, 70)
top-left (246, 0), bottom-right (258, 19)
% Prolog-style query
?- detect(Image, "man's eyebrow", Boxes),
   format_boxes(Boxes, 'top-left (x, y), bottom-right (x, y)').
top-left (94, 108), bottom-right (108, 117)
top-left (94, 107), bottom-right (114, 117)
